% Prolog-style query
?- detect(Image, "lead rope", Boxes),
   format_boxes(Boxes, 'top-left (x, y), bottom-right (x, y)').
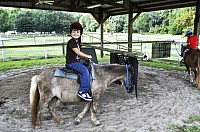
top-left (174, 41), bottom-right (181, 56)
top-left (125, 63), bottom-right (129, 91)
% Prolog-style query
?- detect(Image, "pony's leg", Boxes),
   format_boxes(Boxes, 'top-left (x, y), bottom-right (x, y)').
top-left (48, 96), bottom-right (64, 124)
top-left (37, 93), bottom-right (46, 128)
top-left (184, 70), bottom-right (188, 79)
top-left (192, 69), bottom-right (197, 86)
top-left (184, 65), bottom-right (190, 80)
top-left (74, 102), bottom-right (91, 125)
top-left (90, 101), bottom-right (101, 126)
top-left (197, 68), bottom-right (200, 88)
top-left (189, 67), bottom-right (194, 83)
top-left (196, 72), bottom-right (199, 87)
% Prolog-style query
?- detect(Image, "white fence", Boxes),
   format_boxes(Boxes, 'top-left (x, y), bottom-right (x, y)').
top-left (0, 33), bottom-right (186, 62)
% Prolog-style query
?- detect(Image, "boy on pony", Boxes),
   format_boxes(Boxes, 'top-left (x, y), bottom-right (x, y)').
top-left (66, 22), bottom-right (92, 101)
top-left (182, 30), bottom-right (199, 61)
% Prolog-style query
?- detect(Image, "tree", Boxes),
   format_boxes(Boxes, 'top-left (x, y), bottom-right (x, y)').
top-left (0, 9), bottom-right (10, 33)
top-left (175, 7), bottom-right (195, 34)
top-left (8, 8), bottom-right (21, 31)
top-left (1, 7), bottom-right (196, 35)
top-left (15, 11), bottom-right (35, 33)
top-left (79, 15), bottom-right (98, 32)
top-left (133, 13), bottom-right (151, 33)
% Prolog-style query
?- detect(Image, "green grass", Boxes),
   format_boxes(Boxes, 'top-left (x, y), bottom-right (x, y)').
top-left (0, 55), bottom-right (110, 71)
top-left (0, 57), bottom-right (65, 71)
top-left (169, 125), bottom-right (200, 132)
top-left (169, 114), bottom-right (200, 131)
top-left (168, 114), bottom-right (200, 132)
top-left (0, 55), bottom-right (186, 71)
top-left (139, 60), bottom-right (186, 71)
top-left (184, 115), bottom-right (200, 123)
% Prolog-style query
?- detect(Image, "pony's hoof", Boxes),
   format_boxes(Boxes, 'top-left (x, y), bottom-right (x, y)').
top-left (94, 120), bottom-right (101, 126)
top-left (192, 83), bottom-right (197, 87)
top-left (34, 125), bottom-right (41, 129)
top-left (74, 120), bottom-right (80, 125)
top-left (74, 118), bottom-right (81, 125)
top-left (60, 120), bottom-right (65, 124)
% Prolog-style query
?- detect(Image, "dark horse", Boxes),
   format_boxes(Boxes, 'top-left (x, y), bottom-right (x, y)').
top-left (30, 62), bottom-right (135, 129)
top-left (181, 45), bottom-right (200, 87)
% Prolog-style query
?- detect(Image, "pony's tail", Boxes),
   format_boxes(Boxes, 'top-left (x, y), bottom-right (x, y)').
top-left (30, 75), bottom-right (39, 129)
top-left (196, 53), bottom-right (200, 88)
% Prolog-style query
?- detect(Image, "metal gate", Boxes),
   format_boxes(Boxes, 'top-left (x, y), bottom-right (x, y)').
top-left (152, 42), bottom-right (171, 58)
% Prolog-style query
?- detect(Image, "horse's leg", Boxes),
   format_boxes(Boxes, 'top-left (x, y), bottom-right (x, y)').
top-left (90, 100), bottom-right (101, 126)
top-left (37, 93), bottom-right (56, 127)
top-left (184, 66), bottom-right (190, 80)
top-left (192, 69), bottom-right (197, 86)
top-left (195, 69), bottom-right (199, 87)
top-left (74, 102), bottom-right (91, 125)
top-left (189, 67), bottom-right (194, 83)
top-left (195, 65), bottom-right (200, 88)
top-left (184, 70), bottom-right (188, 79)
top-left (37, 93), bottom-right (46, 128)
top-left (48, 96), bottom-right (64, 124)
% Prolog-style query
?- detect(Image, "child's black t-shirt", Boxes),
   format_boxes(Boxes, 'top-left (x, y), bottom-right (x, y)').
top-left (66, 38), bottom-right (81, 64)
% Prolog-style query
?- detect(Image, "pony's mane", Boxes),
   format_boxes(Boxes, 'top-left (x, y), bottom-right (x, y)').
top-left (94, 64), bottom-right (125, 71)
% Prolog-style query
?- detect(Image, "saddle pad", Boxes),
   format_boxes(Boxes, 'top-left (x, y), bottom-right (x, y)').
top-left (54, 68), bottom-right (78, 79)
top-left (54, 64), bottom-right (95, 80)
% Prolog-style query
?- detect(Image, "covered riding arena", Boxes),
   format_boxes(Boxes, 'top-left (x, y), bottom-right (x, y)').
top-left (0, 0), bottom-right (200, 131)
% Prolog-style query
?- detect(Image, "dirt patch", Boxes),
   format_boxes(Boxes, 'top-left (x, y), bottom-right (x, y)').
top-left (0, 65), bottom-right (200, 132)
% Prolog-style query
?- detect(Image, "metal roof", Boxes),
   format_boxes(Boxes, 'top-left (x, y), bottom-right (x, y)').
top-left (0, 0), bottom-right (197, 16)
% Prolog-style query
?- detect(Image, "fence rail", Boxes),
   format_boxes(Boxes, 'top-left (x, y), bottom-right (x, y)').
top-left (0, 33), bottom-right (185, 63)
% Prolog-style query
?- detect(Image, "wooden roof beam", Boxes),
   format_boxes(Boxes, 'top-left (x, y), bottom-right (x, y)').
top-left (137, 1), bottom-right (195, 8)
top-left (140, 2), bottom-right (196, 12)
top-left (91, 0), bottom-right (128, 9)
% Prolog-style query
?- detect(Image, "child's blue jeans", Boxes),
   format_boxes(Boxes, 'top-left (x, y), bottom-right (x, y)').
top-left (66, 62), bottom-right (90, 93)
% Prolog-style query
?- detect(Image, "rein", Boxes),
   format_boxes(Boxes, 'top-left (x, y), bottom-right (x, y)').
top-left (174, 41), bottom-right (182, 56)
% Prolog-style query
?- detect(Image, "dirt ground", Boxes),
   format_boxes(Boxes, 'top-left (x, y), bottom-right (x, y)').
top-left (0, 64), bottom-right (200, 132)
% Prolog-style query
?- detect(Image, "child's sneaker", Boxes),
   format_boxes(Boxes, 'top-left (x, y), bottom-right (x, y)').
top-left (78, 92), bottom-right (92, 101)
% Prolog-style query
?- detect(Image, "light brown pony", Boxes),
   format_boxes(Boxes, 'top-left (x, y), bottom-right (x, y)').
top-left (30, 63), bottom-right (134, 129)
top-left (181, 45), bottom-right (200, 87)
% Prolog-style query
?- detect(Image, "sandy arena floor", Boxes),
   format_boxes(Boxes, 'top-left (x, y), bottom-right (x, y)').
top-left (0, 65), bottom-right (200, 132)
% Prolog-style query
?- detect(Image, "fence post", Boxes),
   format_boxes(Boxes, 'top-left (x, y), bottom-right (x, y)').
top-left (44, 36), bottom-right (47, 59)
top-left (178, 42), bottom-right (182, 66)
top-left (92, 33), bottom-right (93, 42)
top-left (62, 43), bottom-right (65, 55)
top-left (0, 36), bottom-right (5, 62)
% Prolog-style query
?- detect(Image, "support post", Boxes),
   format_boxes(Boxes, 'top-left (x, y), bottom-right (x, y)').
top-left (44, 37), bottom-right (47, 59)
top-left (0, 38), bottom-right (4, 62)
top-left (194, 0), bottom-right (200, 37)
top-left (128, 4), bottom-right (133, 52)
top-left (128, 8), bottom-right (141, 52)
top-left (100, 9), bottom-right (104, 58)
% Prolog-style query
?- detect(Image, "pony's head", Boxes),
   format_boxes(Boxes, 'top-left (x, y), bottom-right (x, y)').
top-left (181, 44), bottom-right (187, 57)
top-left (125, 66), bottom-right (135, 93)
top-left (112, 65), bottom-right (134, 93)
